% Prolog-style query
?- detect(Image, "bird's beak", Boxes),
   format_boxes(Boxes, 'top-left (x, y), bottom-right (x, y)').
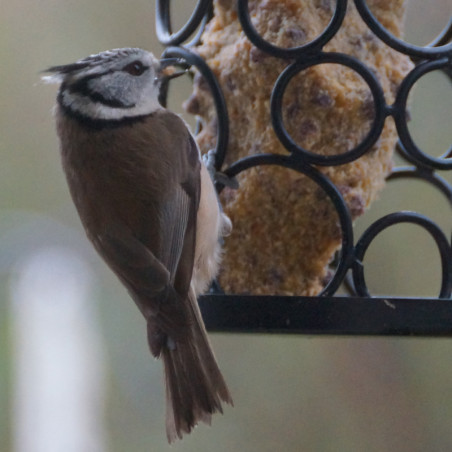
top-left (159, 58), bottom-right (190, 81)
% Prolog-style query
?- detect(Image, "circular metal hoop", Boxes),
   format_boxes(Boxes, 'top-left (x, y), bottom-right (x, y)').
top-left (223, 153), bottom-right (355, 296)
top-left (393, 58), bottom-right (452, 170)
top-left (271, 52), bottom-right (387, 166)
top-left (156, 0), bottom-right (212, 46)
top-left (388, 166), bottom-right (452, 204)
top-left (160, 46), bottom-right (229, 170)
top-left (352, 212), bottom-right (452, 298)
top-left (237, 0), bottom-right (347, 58)
top-left (354, 0), bottom-right (452, 59)
top-left (427, 18), bottom-right (452, 48)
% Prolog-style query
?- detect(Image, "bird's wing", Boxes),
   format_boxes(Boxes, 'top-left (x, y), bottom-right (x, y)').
top-left (161, 133), bottom-right (201, 297)
top-left (92, 114), bottom-right (201, 344)
top-left (95, 221), bottom-right (191, 345)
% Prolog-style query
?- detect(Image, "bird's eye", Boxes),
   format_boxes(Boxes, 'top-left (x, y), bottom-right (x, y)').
top-left (122, 61), bottom-right (147, 76)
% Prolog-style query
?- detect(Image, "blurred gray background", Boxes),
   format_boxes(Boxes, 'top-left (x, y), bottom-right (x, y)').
top-left (1, 1), bottom-right (451, 451)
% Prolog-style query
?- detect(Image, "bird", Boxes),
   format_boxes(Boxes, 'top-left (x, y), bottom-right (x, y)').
top-left (43, 47), bottom-right (232, 442)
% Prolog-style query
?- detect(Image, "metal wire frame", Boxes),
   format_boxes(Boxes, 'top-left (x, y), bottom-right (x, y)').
top-left (156, 0), bottom-right (452, 336)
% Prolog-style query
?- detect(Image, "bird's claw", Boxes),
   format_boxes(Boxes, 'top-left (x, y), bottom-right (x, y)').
top-left (214, 172), bottom-right (239, 189)
top-left (202, 149), bottom-right (239, 189)
top-left (202, 149), bottom-right (217, 177)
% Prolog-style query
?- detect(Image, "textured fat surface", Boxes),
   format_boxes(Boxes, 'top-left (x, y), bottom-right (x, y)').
top-left (186, 0), bottom-right (414, 295)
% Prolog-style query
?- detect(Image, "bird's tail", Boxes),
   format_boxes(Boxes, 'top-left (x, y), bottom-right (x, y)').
top-left (154, 289), bottom-right (232, 442)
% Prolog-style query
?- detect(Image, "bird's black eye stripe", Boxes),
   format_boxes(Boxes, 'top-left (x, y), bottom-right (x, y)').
top-left (122, 60), bottom-right (148, 76)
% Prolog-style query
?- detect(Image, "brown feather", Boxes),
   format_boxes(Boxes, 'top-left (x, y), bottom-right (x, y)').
top-left (161, 289), bottom-right (232, 442)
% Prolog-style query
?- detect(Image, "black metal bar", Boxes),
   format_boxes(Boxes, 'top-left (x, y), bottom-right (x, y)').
top-left (199, 295), bottom-right (452, 336)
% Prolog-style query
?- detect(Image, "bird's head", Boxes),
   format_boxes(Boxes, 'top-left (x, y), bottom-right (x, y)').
top-left (43, 48), bottom-right (186, 121)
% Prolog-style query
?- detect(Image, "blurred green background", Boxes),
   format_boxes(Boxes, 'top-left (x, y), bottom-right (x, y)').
top-left (1, 1), bottom-right (451, 451)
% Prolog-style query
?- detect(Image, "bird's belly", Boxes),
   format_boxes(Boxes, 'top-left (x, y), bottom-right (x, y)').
top-left (192, 164), bottom-right (224, 296)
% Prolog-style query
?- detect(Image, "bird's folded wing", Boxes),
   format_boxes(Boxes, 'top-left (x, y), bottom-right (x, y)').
top-left (95, 222), bottom-right (190, 336)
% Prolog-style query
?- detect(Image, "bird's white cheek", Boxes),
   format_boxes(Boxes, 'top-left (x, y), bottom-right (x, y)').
top-left (138, 81), bottom-right (161, 113)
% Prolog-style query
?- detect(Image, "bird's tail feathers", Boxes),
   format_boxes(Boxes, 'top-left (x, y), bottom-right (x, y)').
top-left (153, 289), bottom-right (232, 442)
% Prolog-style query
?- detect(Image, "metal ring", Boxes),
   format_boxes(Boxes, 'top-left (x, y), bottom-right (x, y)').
top-left (237, 0), bottom-right (347, 59)
top-left (393, 58), bottom-right (452, 170)
top-left (354, 0), bottom-right (452, 59)
top-left (271, 52), bottom-right (387, 166)
top-left (352, 211), bottom-right (452, 298)
top-left (222, 152), bottom-right (355, 296)
top-left (427, 17), bottom-right (452, 48)
top-left (388, 166), bottom-right (452, 204)
top-left (160, 46), bottom-right (229, 171)
top-left (156, 0), bottom-right (212, 46)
